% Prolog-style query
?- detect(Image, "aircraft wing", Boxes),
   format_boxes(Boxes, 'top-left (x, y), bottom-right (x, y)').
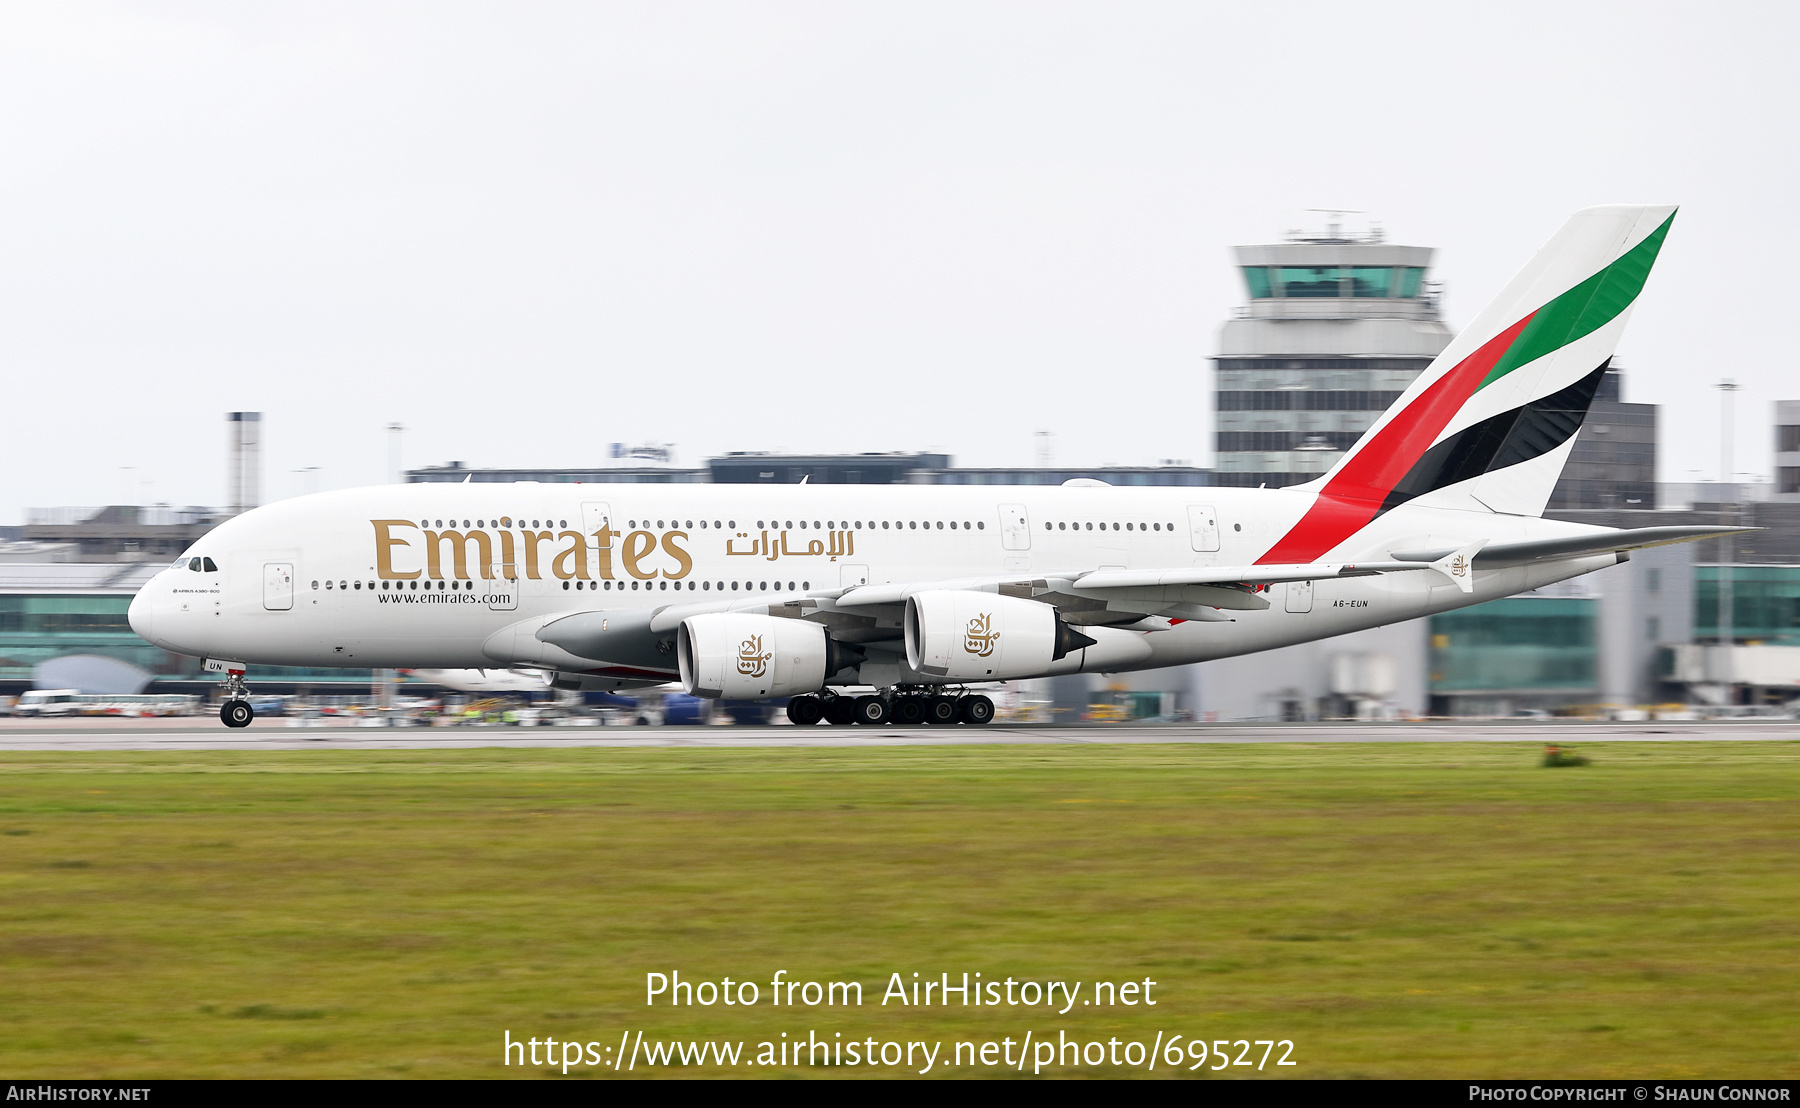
top-left (828, 549), bottom-right (1487, 617)
top-left (1389, 525), bottom-right (1754, 568)
top-left (532, 544), bottom-right (1507, 665)
top-left (826, 560), bottom-right (1440, 606)
top-left (1069, 561), bottom-right (1443, 589)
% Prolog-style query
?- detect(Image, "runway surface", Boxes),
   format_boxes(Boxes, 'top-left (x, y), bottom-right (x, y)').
top-left (1, 716), bottom-right (1796, 751)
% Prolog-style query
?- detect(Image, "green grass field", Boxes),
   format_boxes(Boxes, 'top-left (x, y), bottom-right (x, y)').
top-left (1, 741), bottom-right (1796, 1078)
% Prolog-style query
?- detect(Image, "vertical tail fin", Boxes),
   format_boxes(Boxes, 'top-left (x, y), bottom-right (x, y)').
top-left (1260, 204), bottom-right (1676, 564)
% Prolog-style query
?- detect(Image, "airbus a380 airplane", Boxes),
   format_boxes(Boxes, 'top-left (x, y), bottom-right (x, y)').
top-left (131, 204), bottom-right (1747, 728)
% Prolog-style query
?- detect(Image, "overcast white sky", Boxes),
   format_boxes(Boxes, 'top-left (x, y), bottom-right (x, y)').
top-left (2, 1), bottom-right (1793, 520)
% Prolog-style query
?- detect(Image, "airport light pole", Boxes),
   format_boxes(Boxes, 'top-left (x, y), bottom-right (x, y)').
top-left (1716, 379), bottom-right (1737, 705)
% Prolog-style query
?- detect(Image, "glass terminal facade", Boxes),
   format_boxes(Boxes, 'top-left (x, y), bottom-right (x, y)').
top-left (1428, 596), bottom-right (1598, 705)
top-left (0, 592), bottom-right (372, 692)
top-left (1694, 566), bottom-right (1800, 645)
top-left (0, 595), bottom-right (161, 681)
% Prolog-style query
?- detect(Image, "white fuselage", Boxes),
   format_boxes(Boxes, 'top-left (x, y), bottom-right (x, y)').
top-left (127, 482), bottom-right (1618, 683)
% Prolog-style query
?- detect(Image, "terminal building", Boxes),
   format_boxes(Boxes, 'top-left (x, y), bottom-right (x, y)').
top-left (1777, 400), bottom-right (1800, 500)
top-left (1545, 369), bottom-right (1658, 510)
top-left (408, 453), bottom-right (1217, 488)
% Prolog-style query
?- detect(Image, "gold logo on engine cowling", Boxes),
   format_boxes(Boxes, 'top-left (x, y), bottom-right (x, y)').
top-left (737, 634), bottom-right (772, 678)
top-left (1451, 554), bottom-right (1469, 577)
top-left (963, 613), bottom-right (999, 657)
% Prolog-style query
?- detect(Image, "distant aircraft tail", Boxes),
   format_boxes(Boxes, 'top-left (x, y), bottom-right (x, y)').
top-left (1260, 204), bottom-right (1676, 564)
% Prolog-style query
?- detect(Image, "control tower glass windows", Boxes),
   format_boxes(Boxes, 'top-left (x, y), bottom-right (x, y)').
top-left (1350, 267), bottom-right (1393, 298)
top-left (1241, 267), bottom-right (1429, 300)
top-left (1279, 267), bottom-right (1342, 297)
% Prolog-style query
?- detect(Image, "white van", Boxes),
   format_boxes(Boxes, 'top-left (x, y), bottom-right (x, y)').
top-left (15, 689), bottom-right (81, 717)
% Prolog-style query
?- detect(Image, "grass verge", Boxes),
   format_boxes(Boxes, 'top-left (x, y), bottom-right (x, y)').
top-left (0, 741), bottom-right (1796, 1078)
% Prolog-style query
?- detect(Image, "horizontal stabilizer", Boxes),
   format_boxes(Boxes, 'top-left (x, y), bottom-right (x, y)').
top-left (1390, 525), bottom-right (1756, 568)
top-left (1427, 540), bottom-right (1487, 594)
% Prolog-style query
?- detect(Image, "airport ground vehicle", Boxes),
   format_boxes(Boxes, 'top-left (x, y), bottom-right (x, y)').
top-left (13, 690), bottom-right (202, 717)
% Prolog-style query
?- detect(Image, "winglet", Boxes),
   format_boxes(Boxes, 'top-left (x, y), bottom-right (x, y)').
top-left (1430, 540), bottom-right (1486, 593)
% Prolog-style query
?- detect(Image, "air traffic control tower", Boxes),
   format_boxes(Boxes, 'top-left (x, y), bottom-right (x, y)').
top-left (1213, 217), bottom-right (1453, 488)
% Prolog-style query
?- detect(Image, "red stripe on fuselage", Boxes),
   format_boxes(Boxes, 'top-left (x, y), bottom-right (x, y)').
top-left (1256, 312), bottom-right (1537, 564)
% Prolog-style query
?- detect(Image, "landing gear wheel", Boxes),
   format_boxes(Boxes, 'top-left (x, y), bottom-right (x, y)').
top-left (925, 696), bottom-right (961, 725)
top-left (220, 700), bottom-right (254, 728)
top-left (852, 695), bottom-right (888, 725)
top-left (958, 695), bottom-right (995, 725)
top-left (892, 697), bottom-right (926, 726)
top-left (785, 696), bottom-right (823, 726)
top-left (823, 697), bottom-right (857, 726)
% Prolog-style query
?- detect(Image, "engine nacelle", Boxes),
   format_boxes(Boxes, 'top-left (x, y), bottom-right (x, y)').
top-left (678, 613), bottom-right (843, 699)
top-left (905, 590), bottom-right (1091, 681)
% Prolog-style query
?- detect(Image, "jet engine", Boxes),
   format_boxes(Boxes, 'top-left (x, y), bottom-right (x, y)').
top-left (677, 613), bottom-right (860, 699)
top-left (904, 590), bottom-right (1095, 681)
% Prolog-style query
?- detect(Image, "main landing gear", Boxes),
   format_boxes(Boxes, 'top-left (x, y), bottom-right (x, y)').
top-left (218, 669), bottom-right (255, 729)
top-left (784, 689), bottom-right (993, 727)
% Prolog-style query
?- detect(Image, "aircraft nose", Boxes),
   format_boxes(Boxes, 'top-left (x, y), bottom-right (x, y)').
top-left (129, 581), bottom-right (165, 648)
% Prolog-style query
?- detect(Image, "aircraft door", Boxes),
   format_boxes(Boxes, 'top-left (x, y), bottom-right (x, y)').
top-left (576, 500), bottom-right (619, 611)
top-left (840, 564), bottom-right (869, 588)
top-left (262, 563), bottom-right (294, 611)
top-left (581, 501), bottom-right (614, 538)
top-left (483, 514), bottom-right (526, 613)
top-left (1285, 579), bottom-right (1314, 613)
top-left (1187, 504), bottom-right (1221, 552)
top-left (581, 502), bottom-right (613, 589)
top-left (999, 504), bottom-right (1031, 551)
top-left (486, 549), bottom-right (518, 612)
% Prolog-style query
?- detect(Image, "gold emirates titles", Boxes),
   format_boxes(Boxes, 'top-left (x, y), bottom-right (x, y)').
top-left (368, 520), bottom-right (857, 584)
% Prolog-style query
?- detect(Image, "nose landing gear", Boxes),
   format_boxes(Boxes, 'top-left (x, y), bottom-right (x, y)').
top-left (218, 667), bottom-right (254, 728)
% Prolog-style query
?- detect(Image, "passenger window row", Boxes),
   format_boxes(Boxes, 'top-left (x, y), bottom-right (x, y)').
top-left (409, 516), bottom-right (1001, 534)
top-left (312, 580), bottom-right (478, 591)
top-left (302, 577), bottom-right (817, 594)
top-left (1044, 521), bottom-right (1175, 532)
top-left (633, 520), bottom-right (733, 529)
top-left (422, 519), bottom-right (567, 530)
top-left (569, 579), bottom-right (809, 592)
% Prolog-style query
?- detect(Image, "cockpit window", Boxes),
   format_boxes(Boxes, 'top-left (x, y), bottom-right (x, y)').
top-left (188, 558), bottom-right (202, 572)
top-left (202, 557), bottom-right (219, 573)
top-left (171, 558), bottom-right (187, 570)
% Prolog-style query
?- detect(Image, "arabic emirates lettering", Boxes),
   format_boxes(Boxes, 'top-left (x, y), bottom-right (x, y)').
top-left (964, 613), bottom-right (999, 657)
top-left (736, 635), bottom-right (771, 678)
